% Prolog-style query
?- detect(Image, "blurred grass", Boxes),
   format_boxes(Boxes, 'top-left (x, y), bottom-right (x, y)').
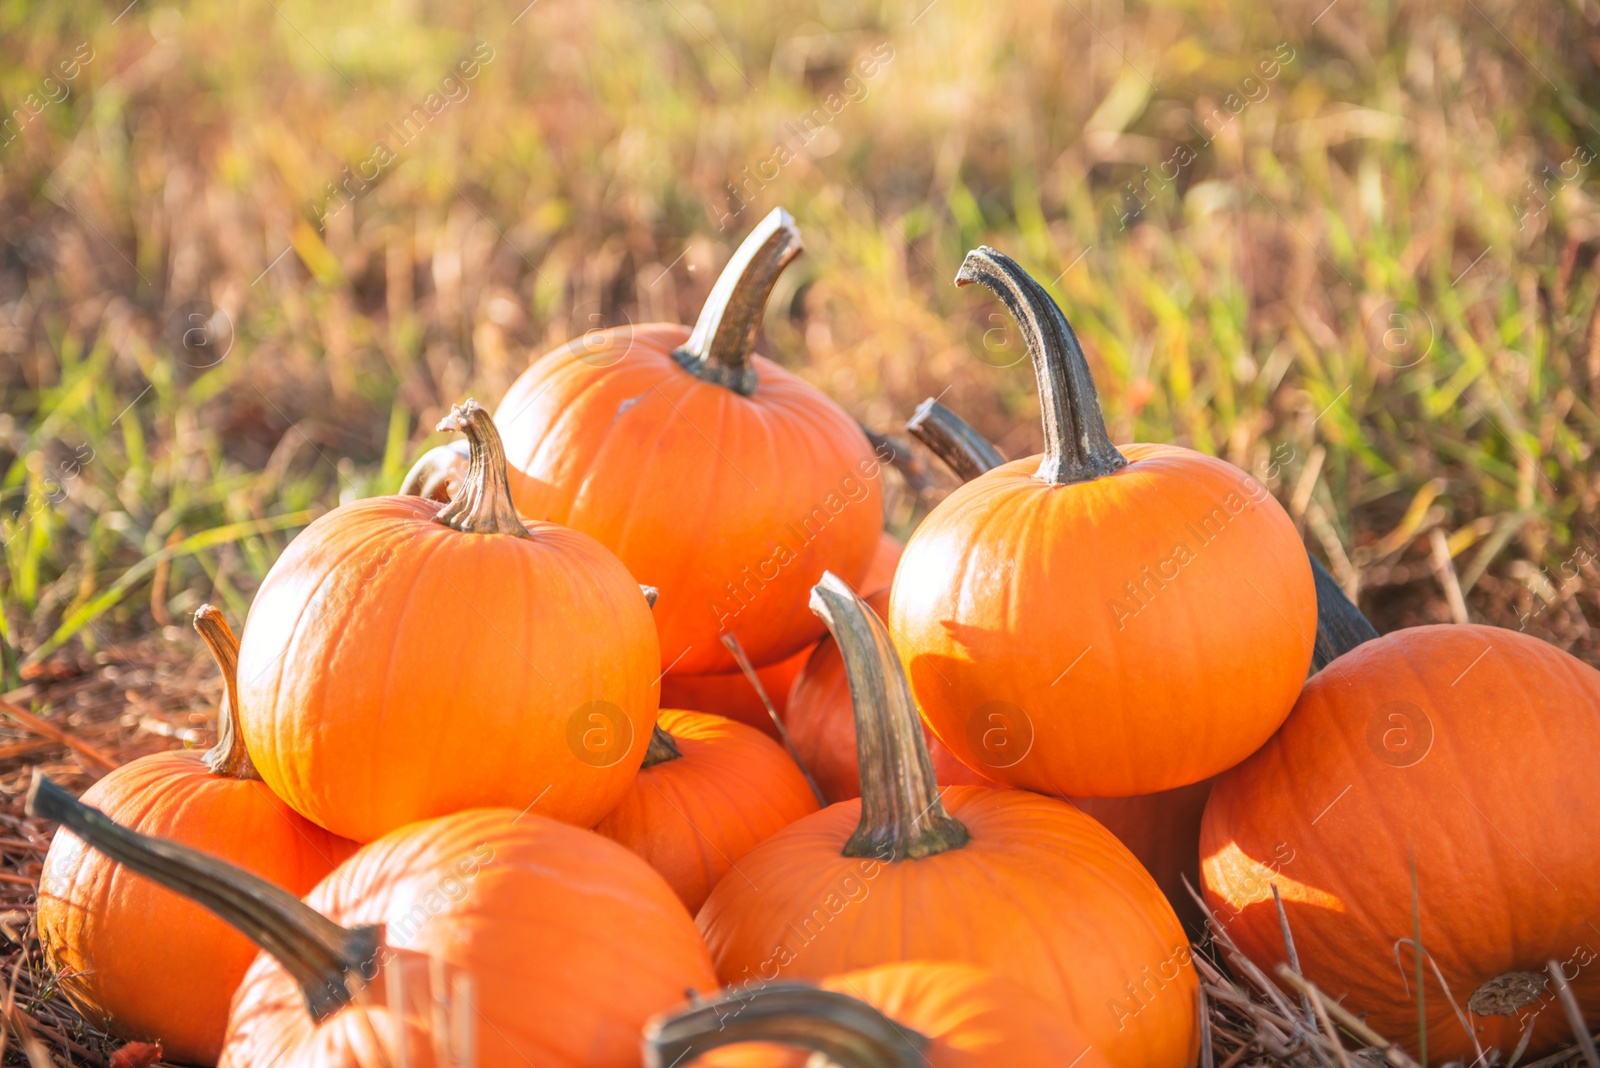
top-left (3, 0), bottom-right (1600, 685)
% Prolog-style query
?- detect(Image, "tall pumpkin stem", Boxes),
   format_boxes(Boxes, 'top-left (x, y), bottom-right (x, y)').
top-left (434, 400), bottom-right (532, 538)
top-left (195, 606), bottom-right (259, 780)
top-left (673, 208), bottom-right (803, 397)
top-left (1309, 557), bottom-right (1379, 668)
top-left (643, 724), bottom-right (682, 767)
top-left (809, 572), bottom-right (969, 860)
top-left (643, 984), bottom-right (929, 1068)
top-left (907, 398), bottom-right (1006, 481)
top-left (26, 773), bottom-right (378, 1022)
top-left (955, 247), bottom-right (1127, 486)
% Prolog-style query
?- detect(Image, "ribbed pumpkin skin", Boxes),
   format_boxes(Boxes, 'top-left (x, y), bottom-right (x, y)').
top-left (220, 808), bottom-right (716, 1068)
top-left (495, 324), bottom-right (883, 676)
top-left (595, 709), bottom-right (820, 911)
top-left (662, 533), bottom-right (902, 738)
top-left (891, 445), bottom-right (1314, 797)
top-left (237, 496), bottom-right (660, 843)
top-left (1070, 780), bottom-right (1213, 930)
top-left (694, 962), bottom-right (1108, 1068)
top-left (698, 786), bottom-right (1196, 1068)
top-left (38, 752), bottom-right (356, 1064)
top-left (787, 591), bottom-right (1001, 804)
top-left (1201, 625), bottom-right (1600, 1061)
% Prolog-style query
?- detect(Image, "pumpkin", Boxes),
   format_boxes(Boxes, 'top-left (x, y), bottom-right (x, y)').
top-left (1201, 620), bottom-right (1600, 1062)
top-left (697, 573), bottom-right (1197, 1068)
top-left (786, 588), bottom-right (999, 804)
top-left (494, 209), bottom-right (884, 676)
top-left (889, 247), bottom-right (1316, 798)
top-left (595, 708), bottom-right (821, 912)
top-left (645, 961), bottom-right (1108, 1068)
top-left (663, 531), bottom-right (902, 738)
top-left (27, 774), bottom-right (717, 1067)
top-left (236, 400), bottom-right (660, 842)
top-left (35, 608), bottom-right (357, 1065)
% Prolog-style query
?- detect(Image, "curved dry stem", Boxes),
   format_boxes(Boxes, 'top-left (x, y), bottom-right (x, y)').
top-left (1309, 557), bottom-right (1379, 667)
top-left (955, 247), bottom-right (1126, 486)
top-left (194, 605), bottom-right (259, 780)
top-left (27, 773), bottom-right (378, 1022)
top-left (400, 440), bottom-right (470, 503)
top-left (643, 983), bottom-right (929, 1068)
top-left (672, 208), bottom-right (803, 396)
top-left (434, 400), bottom-right (531, 538)
top-left (808, 572), bottom-right (968, 860)
top-left (643, 723), bottom-right (682, 767)
top-left (906, 397), bottom-right (1005, 481)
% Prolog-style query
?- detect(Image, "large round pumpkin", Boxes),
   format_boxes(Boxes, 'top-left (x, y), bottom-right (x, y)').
top-left (494, 209), bottom-right (884, 676)
top-left (237, 400), bottom-right (660, 842)
top-left (27, 777), bottom-right (718, 1067)
top-left (35, 608), bottom-right (357, 1065)
top-left (698, 573), bottom-right (1197, 1068)
top-left (890, 247), bottom-right (1315, 798)
top-left (595, 708), bottom-right (820, 911)
top-left (647, 961), bottom-right (1107, 1068)
top-left (1201, 623), bottom-right (1600, 1062)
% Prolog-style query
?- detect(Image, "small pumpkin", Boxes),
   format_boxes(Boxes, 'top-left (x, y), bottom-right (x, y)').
top-left (698, 573), bottom-right (1197, 1068)
top-left (237, 400), bottom-right (660, 842)
top-left (1201, 618), bottom-right (1600, 1062)
top-left (595, 708), bottom-right (821, 912)
top-left (645, 961), bottom-right (1107, 1068)
top-left (28, 774), bottom-right (717, 1067)
top-left (35, 608), bottom-right (357, 1065)
top-left (494, 209), bottom-right (885, 676)
top-left (663, 531), bottom-right (902, 738)
top-left (890, 247), bottom-right (1316, 798)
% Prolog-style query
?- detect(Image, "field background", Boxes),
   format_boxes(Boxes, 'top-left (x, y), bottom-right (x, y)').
top-left (1, 0), bottom-right (1599, 1059)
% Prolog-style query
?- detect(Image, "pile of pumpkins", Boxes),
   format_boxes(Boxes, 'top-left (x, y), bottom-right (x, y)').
top-left (30, 209), bottom-right (1600, 1068)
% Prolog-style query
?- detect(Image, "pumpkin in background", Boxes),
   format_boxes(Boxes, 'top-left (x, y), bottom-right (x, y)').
top-left (698, 573), bottom-right (1197, 1068)
top-left (663, 531), bottom-right (902, 738)
top-left (35, 608), bottom-right (357, 1065)
top-left (595, 708), bottom-right (820, 911)
top-left (494, 209), bottom-right (884, 676)
top-left (237, 400), bottom-right (660, 843)
top-left (786, 588), bottom-right (998, 804)
top-left (28, 777), bottom-right (717, 1068)
top-left (889, 247), bottom-right (1315, 799)
top-left (1201, 623), bottom-right (1600, 1062)
top-left (645, 961), bottom-right (1107, 1068)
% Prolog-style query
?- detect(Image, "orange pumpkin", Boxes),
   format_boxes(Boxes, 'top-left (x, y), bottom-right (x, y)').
top-left (35, 608), bottom-right (357, 1065)
top-left (237, 400), bottom-right (660, 842)
top-left (698, 573), bottom-right (1197, 1068)
top-left (1201, 623), bottom-right (1600, 1062)
top-left (28, 776), bottom-right (717, 1067)
top-left (787, 588), bottom-right (999, 804)
top-left (494, 209), bottom-right (884, 676)
top-left (646, 961), bottom-right (1108, 1068)
top-left (663, 532), bottom-right (902, 738)
top-left (890, 247), bottom-right (1315, 798)
top-left (595, 708), bottom-right (820, 911)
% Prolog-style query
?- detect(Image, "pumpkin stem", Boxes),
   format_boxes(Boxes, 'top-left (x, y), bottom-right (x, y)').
top-left (906, 397), bottom-right (1006, 481)
top-left (808, 572), bottom-right (969, 860)
top-left (955, 247), bottom-right (1127, 486)
top-left (672, 208), bottom-right (803, 397)
top-left (195, 606), bottom-right (259, 781)
top-left (433, 400), bottom-right (532, 538)
top-left (643, 983), bottom-right (929, 1068)
top-left (643, 723), bottom-right (683, 767)
top-left (400, 440), bottom-right (470, 502)
top-left (26, 772), bottom-right (378, 1022)
top-left (1309, 556), bottom-right (1378, 668)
